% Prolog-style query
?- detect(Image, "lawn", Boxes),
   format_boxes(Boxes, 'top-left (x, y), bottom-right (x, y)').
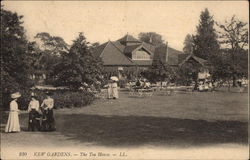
top-left (1, 90), bottom-right (248, 159)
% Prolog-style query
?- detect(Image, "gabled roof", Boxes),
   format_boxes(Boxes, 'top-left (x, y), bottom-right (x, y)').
top-left (167, 47), bottom-right (181, 65)
top-left (155, 44), bottom-right (183, 66)
top-left (118, 34), bottom-right (141, 43)
top-left (93, 34), bottom-right (186, 67)
top-left (178, 54), bottom-right (207, 66)
top-left (142, 42), bottom-right (155, 53)
top-left (92, 42), bottom-right (108, 58)
top-left (99, 41), bottom-right (134, 66)
top-left (124, 44), bottom-right (141, 54)
top-left (112, 41), bottom-right (125, 52)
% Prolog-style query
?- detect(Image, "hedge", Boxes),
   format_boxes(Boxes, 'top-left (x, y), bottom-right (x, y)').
top-left (2, 89), bottom-right (95, 110)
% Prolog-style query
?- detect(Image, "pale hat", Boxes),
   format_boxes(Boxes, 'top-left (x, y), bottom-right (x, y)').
top-left (11, 92), bottom-right (21, 99)
top-left (110, 76), bottom-right (119, 82)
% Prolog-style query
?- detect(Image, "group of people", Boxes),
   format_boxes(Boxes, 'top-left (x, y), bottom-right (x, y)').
top-left (5, 91), bottom-right (56, 133)
top-left (127, 78), bottom-right (151, 90)
top-left (106, 79), bottom-right (119, 99)
top-left (198, 80), bottom-right (213, 92)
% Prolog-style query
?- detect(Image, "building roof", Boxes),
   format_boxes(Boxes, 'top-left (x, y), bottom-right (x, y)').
top-left (93, 34), bottom-right (187, 67)
top-left (112, 41), bottom-right (126, 52)
top-left (124, 44), bottom-right (141, 54)
top-left (155, 44), bottom-right (183, 66)
top-left (178, 54), bottom-right (207, 66)
top-left (99, 41), bottom-right (134, 66)
top-left (118, 34), bottom-right (141, 43)
top-left (168, 47), bottom-right (180, 65)
top-left (92, 42), bottom-right (108, 58)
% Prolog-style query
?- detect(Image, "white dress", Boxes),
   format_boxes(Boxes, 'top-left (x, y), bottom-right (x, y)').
top-left (107, 83), bottom-right (113, 99)
top-left (112, 82), bottom-right (119, 98)
top-left (5, 100), bottom-right (21, 132)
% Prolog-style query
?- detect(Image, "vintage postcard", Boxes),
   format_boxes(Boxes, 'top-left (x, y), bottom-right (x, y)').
top-left (1, 1), bottom-right (249, 160)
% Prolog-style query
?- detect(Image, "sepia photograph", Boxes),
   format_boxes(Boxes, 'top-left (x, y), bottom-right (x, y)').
top-left (0, 1), bottom-right (249, 160)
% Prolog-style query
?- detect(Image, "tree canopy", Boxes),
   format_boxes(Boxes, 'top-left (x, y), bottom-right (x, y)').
top-left (1, 6), bottom-right (34, 93)
top-left (214, 16), bottom-right (248, 86)
top-left (138, 32), bottom-right (165, 46)
top-left (193, 8), bottom-right (220, 60)
top-left (183, 34), bottom-right (194, 54)
top-left (54, 33), bottom-right (103, 89)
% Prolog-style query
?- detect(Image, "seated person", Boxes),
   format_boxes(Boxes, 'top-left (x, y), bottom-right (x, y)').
top-left (28, 94), bottom-right (41, 131)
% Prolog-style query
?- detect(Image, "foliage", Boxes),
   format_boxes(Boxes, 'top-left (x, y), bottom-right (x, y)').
top-left (3, 90), bottom-right (95, 110)
top-left (138, 32), bottom-right (165, 46)
top-left (183, 34), bottom-right (194, 54)
top-left (32, 32), bottom-right (69, 84)
top-left (1, 6), bottom-right (35, 109)
top-left (211, 49), bottom-right (248, 85)
top-left (193, 8), bottom-right (220, 60)
top-left (35, 32), bottom-right (69, 55)
top-left (143, 58), bottom-right (176, 83)
top-left (54, 33), bottom-right (103, 89)
top-left (216, 16), bottom-right (248, 86)
top-left (176, 58), bottom-right (202, 86)
top-left (52, 90), bottom-right (95, 108)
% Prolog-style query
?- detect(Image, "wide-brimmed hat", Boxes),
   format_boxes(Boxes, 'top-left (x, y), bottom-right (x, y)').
top-left (11, 92), bottom-right (21, 99)
top-left (110, 76), bottom-right (119, 82)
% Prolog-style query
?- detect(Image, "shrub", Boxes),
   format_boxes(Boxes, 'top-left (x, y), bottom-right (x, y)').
top-left (2, 89), bottom-right (95, 110)
top-left (52, 90), bottom-right (95, 108)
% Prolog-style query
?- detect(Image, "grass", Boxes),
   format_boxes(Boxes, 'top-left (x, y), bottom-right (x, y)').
top-left (1, 90), bottom-right (248, 149)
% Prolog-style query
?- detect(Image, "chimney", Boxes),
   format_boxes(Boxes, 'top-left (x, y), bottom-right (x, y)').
top-left (166, 41), bottom-right (168, 62)
top-left (149, 34), bottom-right (153, 44)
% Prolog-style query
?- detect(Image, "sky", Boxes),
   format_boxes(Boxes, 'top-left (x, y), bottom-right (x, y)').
top-left (2, 1), bottom-right (249, 51)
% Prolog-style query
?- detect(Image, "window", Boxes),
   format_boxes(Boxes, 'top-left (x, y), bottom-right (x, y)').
top-left (132, 49), bottom-right (150, 60)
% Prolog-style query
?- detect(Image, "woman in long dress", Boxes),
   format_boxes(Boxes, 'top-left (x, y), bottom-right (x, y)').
top-left (27, 95), bottom-right (40, 131)
top-left (112, 81), bottom-right (119, 99)
top-left (41, 92), bottom-right (55, 131)
top-left (107, 80), bottom-right (113, 99)
top-left (5, 92), bottom-right (21, 133)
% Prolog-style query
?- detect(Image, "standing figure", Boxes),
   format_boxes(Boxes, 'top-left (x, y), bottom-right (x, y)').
top-left (27, 94), bottom-right (40, 131)
top-left (112, 80), bottom-right (119, 99)
top-left (41, 92), bottom-right (56, 131)
top-left (5, 92), bottom-right (21, 133)
top-left (107, 80), bottom-right (113, 99)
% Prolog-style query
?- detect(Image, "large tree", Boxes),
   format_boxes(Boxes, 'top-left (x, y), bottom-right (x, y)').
top-left (1, 6), bottom-right (34, 93)
top-left (33, 32), bottom-right (69, 84)
top-left (138, 32), bottom-right (164, 46)
top-left (183, 34), bottom-right (194, 54)
top-left (216, 16), bottom-right (248, 86)
top-left (1, 6), bottom-right (36, 110)
top-left (35, 32), bottom-right (69, 55)
top-left (54, 33), bottom-right (103, 89)
top-left (193, 8), bottom-right (220, 60)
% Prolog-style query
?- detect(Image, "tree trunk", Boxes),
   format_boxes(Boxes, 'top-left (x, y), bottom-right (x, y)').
top-left (232, 74), bottom-right (237, 87)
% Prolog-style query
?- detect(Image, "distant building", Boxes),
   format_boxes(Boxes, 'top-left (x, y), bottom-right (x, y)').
top-left (93, 34), bottom-right (185, 79)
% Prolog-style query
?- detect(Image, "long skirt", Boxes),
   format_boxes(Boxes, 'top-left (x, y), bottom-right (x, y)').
top-left (28, 109), bottom-right (41, 131)
top-left (107, 87), bottom-right (113, 99)
top-left (5, 111), bottom-right (20, 133)
top-left (42, 109), bottom-right (56, 131)
top-left (112, 87), bottom-right (119, 99)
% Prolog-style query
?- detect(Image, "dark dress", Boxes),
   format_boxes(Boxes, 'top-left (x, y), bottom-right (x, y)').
top-left (28, 109), bottom-right (41, 131)
top-left (41, 98), bottom-right (56, 131)
top-left (41, 109), bottom-right (55, 131)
